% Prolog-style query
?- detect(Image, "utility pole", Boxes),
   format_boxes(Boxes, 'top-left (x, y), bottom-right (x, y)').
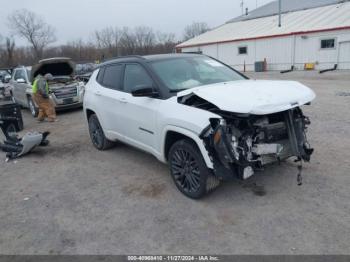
top-left (240, 0), bottom-right (244, 15)
top-left (278, 0), bottom-right (282, 27)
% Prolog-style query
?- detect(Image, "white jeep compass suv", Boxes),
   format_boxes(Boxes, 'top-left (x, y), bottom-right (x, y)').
top-left (84, 54), bottom-right (315, 199)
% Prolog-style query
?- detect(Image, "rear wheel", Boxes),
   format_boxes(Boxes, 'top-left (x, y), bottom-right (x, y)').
top-left (168, 139), bottom-right (220, 199)
top-left (88, 114), bottom-right (114, 150)
top-left (27, 96), bottom-right (38, 117)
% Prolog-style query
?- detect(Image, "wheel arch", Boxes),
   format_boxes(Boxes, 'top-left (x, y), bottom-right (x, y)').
top-left (85, 108), bottom-right (96, 120)
top-left (161, 126), bottom-right (213, 169)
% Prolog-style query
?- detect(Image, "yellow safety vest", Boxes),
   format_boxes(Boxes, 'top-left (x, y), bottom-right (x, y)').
top-left (32, 77), bottom-right (49, 94)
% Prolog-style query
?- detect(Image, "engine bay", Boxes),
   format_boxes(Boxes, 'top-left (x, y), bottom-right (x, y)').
top-left (199, 108), bottom-right (314, 181)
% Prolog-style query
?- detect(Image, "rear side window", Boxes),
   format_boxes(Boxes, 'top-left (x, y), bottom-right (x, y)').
top-left (100, 64), bottom-right (123, 90)
top-left (96, 68), bottom-right (105, 84)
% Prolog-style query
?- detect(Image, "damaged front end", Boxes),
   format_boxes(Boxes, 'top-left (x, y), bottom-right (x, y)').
top-left (199, 108), bottom-right (314, 182)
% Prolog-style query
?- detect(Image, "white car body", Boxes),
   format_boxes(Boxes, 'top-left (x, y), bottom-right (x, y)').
top-left (84, 54), bottom-right (315, 198)
top-left (85, 73), bottom-right (315, 166)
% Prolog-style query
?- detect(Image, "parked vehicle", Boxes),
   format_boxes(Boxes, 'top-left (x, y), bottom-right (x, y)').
top-left (0, 70), bottom-right (11, 84)
top-left (83, 54), bottom-right (315, 199)
top-left (10, 58), bottom-right (85, 117)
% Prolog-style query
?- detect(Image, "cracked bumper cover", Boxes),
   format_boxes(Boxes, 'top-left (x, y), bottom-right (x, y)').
top-left (199, 109), bottom-right (314, 181)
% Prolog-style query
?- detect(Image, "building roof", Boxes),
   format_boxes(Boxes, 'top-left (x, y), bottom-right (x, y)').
top-left (177, 1), bottom-right (350, 48)
top-left (229, 0), bottom-right (344, 23)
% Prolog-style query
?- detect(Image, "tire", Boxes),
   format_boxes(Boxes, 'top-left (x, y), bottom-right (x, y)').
top-left (88, 114), bottom-right (114, 150)
top-left (27, 96), bottom-right (39, 117)
top-left (168, 139), bottom-right (220, 199)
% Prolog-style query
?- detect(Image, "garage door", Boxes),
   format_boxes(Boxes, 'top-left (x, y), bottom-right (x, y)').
top-left (338, 41), bottom-right (350, 69)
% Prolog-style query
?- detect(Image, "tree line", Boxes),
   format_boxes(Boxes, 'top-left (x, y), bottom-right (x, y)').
top-left (0, 9), bottom-right (210, 68)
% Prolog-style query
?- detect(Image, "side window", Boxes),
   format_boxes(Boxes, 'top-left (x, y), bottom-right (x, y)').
top-left (124, 64), bottom-right (153, 93)
top-left (101, 64), bottom-right (123, 90)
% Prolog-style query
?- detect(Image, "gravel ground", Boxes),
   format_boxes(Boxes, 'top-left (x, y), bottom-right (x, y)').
top-left (0, 70), bottom-right (349, 255)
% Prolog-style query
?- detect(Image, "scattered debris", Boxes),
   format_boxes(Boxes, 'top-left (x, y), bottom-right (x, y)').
top-left (0, 117), bottom-right (50, 160)
top-left (23, 197), bottom-right (30, 201)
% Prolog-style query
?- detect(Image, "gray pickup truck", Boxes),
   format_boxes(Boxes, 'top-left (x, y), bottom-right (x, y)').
top-left (10, 57), bottom-right (85, 117)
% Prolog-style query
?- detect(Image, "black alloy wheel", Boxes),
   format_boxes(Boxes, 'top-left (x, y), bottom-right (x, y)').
top-left (171, 148), bottom-right (201, 193)
top-left (168, 139), bottom-right (220, 199)
top-left (88, 114), bottom-right (114, 150)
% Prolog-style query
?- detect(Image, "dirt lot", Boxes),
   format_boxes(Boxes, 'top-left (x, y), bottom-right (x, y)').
top-left (0, 70), bottom-right (349, 255)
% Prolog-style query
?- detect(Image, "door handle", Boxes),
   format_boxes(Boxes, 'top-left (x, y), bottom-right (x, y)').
top-left (94, 91), bottom-right (102, 96)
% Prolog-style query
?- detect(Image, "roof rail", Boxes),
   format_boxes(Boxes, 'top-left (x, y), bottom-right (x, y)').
top-left (103, 55), bottom-right (146, 63)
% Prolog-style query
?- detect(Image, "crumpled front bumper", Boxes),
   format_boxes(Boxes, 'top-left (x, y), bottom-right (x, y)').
top-left (200, 108), bottom-right (314, 181)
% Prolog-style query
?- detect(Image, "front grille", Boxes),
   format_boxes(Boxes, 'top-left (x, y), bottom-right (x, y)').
top-left (53, 86), bottom-right (77, 99)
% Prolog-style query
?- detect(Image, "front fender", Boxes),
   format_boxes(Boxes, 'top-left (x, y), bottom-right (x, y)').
top-left (160, 125), bottom-right (214, 169)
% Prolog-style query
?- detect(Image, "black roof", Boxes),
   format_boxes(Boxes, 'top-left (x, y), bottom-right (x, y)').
top-left (99, 53), bottom-right (203, 67)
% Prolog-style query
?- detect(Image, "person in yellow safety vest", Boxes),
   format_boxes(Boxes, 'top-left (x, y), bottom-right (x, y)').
top-left (32, 73), bottom-right (57, 122)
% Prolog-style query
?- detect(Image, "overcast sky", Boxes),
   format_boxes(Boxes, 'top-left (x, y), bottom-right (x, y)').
top-left (0, 0), bottom-right (272, 46)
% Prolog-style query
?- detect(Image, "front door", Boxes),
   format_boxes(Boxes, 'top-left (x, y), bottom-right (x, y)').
top-left (119, 63), bottom-right (160, 153)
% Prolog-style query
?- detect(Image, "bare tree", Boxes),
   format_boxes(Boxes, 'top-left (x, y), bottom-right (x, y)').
top-left (183, 22), bottom-right (210, 41)
top-left (156, 32), bottom-right (176, 53)
top-left (134, 26), bottom-right (156, 54)
top-left (119, 27), bottom-right (136, 55)
top-left (5, 37), bottom-right (16, 67)
top-left (0, 24), bottom-right (178, 67)
top-left (8, 9), bottom-right (56, 59)
top-left (94, 27), bottom-right (121, 57)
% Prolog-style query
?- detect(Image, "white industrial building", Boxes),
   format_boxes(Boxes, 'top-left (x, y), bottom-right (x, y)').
top-left (176, 0), bottom-right (350, 71)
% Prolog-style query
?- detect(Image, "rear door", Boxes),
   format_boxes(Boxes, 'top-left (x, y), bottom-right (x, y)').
top-left (94, 64), bottom-right (126, 140)
top-left (118, 63), bottom-right (160, 153)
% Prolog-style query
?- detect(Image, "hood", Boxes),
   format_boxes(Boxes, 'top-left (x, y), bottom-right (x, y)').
top-left (32, 57), bottom-right (75, 79)
top-left (178, 80), bottom-right (316, 115)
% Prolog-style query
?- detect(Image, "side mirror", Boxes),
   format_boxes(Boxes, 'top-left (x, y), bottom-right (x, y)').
top-left (16, 78), bottom-right (26, 84)
top-left (131, 86), bottom-right (159, 98)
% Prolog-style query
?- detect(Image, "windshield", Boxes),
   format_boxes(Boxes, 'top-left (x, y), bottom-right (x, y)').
top-left (150, 56), bottom-right (245, 92)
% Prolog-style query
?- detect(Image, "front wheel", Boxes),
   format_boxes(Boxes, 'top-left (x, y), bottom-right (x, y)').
top-left (168, 139), bottom-right (220, 199)
top-left (27, 96), bottom-right (38, 117)
top-left (88, 114), bottom-right (114, 150)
